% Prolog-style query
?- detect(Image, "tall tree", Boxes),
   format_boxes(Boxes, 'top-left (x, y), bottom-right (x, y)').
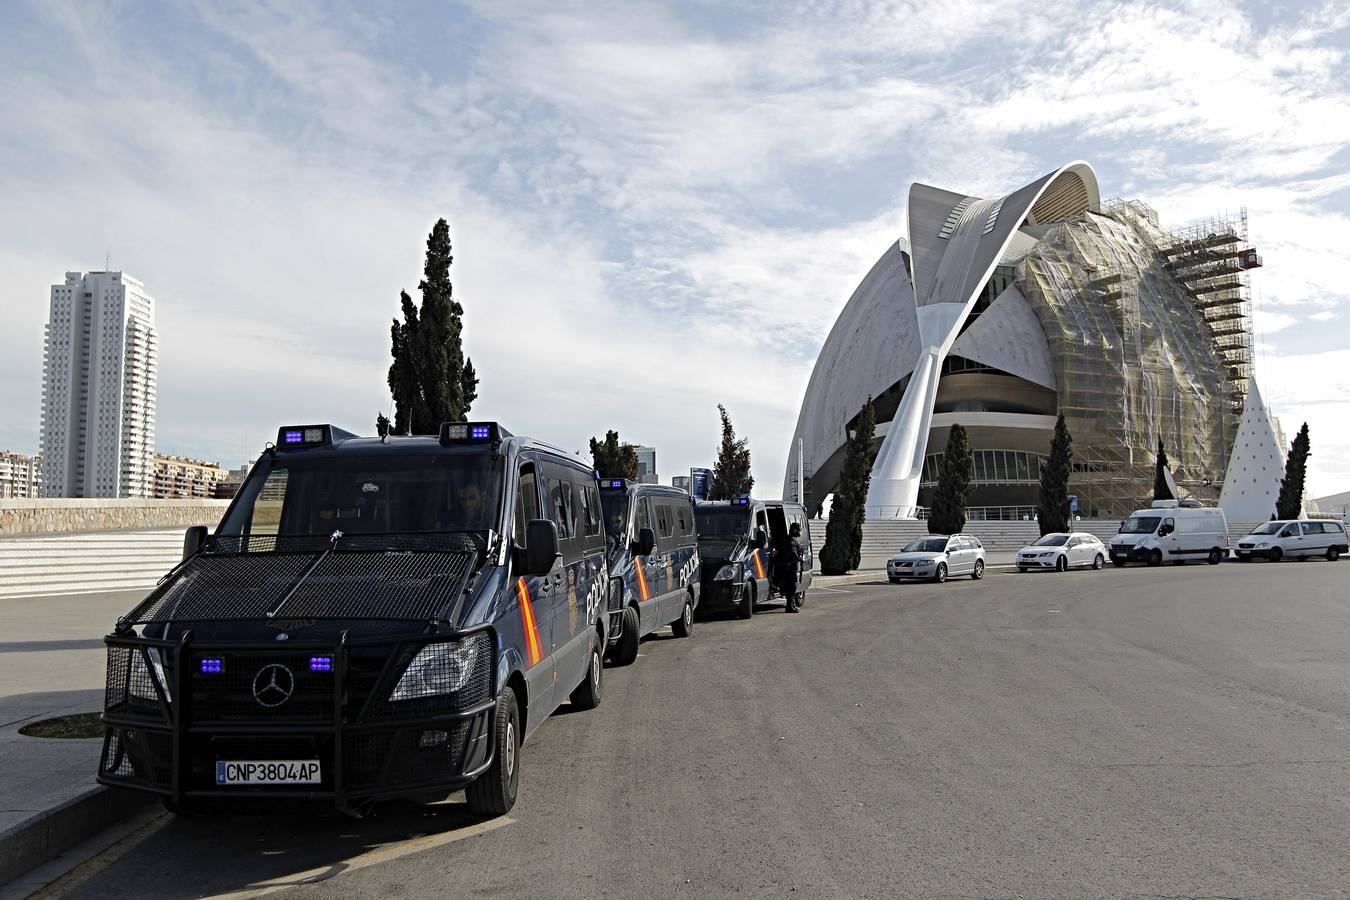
top-left (708, 405), bottom-right (753, 500)
top-left (589, 430), bottom-right (641, 480)
top-left (820, 397), bottom-right (878, 575)
top-left (1038, 413), bottom-right (1073, 536)
top-left (928, 424), bottom-right (974, 535)
top-left (386, 219), bottom-right (479, 434)
top-left (1152, 439), bottom-right (1172, 501)
top-left (1275, 422), bottom-right (1310, 519)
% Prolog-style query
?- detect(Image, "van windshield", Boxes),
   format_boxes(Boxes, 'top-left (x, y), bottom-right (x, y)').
top-left (695, 508), bottom-right (751, 540)
top-left (1120, 515), bottom-right (1162, 534)
top-left (1248, 522), bottom-right (1284, 536)
top-left (219, 454), bottom-right (503, 537)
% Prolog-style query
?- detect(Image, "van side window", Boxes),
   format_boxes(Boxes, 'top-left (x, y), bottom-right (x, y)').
top-left (547, 476), bottom-right (574, 539)
top-left (1281, 524), bottom-right (1298, 538)
top-left (656, 503), bottom-right (672, 538)
top-left (1300, 522), bottom-right (1320, 536)
top-left (676, 504), bottom-right (688, 535)
top-left (514, 464), bottom-right (539, 545)
top-left (635, 497), bottom-right (651, 535)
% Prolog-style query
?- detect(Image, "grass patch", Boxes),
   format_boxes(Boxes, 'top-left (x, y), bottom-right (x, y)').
top-left (19, 712), bottom-right (104, 739)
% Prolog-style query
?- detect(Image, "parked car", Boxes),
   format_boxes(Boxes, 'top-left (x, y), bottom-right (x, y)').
top-left (1234, 519), bottom-right (1349, 562)
top-left (1016, 532), bottom-right (1107, 572)
top-left (887, 534), bottom-right (985, 583)
top-left (1108, 501), bottom-right (1229, 567)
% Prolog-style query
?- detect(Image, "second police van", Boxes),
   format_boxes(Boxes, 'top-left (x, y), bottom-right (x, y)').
top-left (98, 422), bottom-right (608, 818)
top-left (694, 499), bottom-right (814, 616)
top-left (597, 479), bottom-right (701, 665)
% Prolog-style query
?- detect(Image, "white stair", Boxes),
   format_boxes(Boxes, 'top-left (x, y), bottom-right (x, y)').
top-left (0, 529), bottom-right (187, 599)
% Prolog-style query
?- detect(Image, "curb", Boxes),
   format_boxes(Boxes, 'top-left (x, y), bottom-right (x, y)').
top-left (0, 785), bottom-right (155, 888)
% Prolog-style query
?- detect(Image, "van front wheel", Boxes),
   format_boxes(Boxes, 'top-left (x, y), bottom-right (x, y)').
top-left (1147, 549), bottom-right (1163, 567)
top-left (609, 606), bottom-right (639, 666)
top-left (569, 640), bottom-right (603, 711)
top-left (1269, 547), bottom-right (1283, 563)
top-left (466, 688), bottom-right (521, 817)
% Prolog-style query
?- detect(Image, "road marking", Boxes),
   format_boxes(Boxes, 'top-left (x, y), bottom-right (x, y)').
top-left (812, 587), bottom-right (853, 594)
top-left (206, 815), bottom-right (515, 898)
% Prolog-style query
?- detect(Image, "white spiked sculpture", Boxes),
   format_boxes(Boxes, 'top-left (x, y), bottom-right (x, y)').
top-left (1218, 379), bottom-right (1286, 522)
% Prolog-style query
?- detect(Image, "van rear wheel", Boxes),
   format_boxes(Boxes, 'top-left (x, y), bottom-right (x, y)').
top-left (1328, 547), bottom-right (1341, 562)
top-left (466, 688), bottom-right (520, 817)
top-left (672, 597), bottom-right (694, 638)
top-left (1207, 548), bottom-right (1223, 565)
top-left (609, 606), bottom-right (639, 666)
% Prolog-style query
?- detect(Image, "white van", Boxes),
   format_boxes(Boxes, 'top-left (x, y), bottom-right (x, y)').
top-left (1108, 501), bottom-right (1229, 567)
top-left (1234, 519), bottom-right (1349, 562)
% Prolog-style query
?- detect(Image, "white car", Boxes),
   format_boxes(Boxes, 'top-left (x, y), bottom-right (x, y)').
top-left (1017, 532), bottom-right (1106, 572)
top-left (1234, 519), bottom-right (1349, 562)
top-left (887, 533), bottom-right (985, 584)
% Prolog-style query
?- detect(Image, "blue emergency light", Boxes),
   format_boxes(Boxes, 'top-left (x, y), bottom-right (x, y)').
top-left (200, 657), bottom-right (223, 675)
top-left (309, 656), bottom-right (332, 673)
top-left (439, 422), bottom-right (503, 445)
top-left (602, 480), bottom-right (626, 489)
top-left (733, 498), bottom-right (751, 506)
top-left (276, 425), bottom-right (333, 449)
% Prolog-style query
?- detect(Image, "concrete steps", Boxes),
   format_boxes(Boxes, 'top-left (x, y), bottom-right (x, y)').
top-left (0, 530), bottom-right (185, 599)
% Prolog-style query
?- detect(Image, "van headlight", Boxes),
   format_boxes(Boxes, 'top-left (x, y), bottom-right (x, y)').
top-left (129, 648), bottom-right (172, 703)
top-left (714, 563), bottom-right (741, 581)
top-left (390, 640), bottom-right (481, 701)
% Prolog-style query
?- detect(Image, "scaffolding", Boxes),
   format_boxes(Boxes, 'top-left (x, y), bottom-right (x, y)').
top-left (1010, 200), bottom-right (1256, 516)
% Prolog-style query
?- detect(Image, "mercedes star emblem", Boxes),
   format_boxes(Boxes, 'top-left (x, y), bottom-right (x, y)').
top-left (252, 663), bottom-right (295, 708)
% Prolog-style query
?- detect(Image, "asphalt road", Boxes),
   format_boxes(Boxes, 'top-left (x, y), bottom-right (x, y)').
top-left (38, 560), bottom-right (1350, 898)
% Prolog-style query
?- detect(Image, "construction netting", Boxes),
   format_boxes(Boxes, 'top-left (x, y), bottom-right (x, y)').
top-left (1013, 200), bottom-right (1252, 516)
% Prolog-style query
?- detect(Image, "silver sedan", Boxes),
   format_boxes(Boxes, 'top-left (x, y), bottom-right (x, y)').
top-left (887, 534), bottom-right (986, 584)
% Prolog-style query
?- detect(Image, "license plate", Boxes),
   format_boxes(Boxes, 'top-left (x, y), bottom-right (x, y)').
top-left (215, 760), bottom-right (321, 785)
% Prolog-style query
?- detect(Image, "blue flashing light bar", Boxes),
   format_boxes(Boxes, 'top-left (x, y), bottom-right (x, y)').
top-left (200, 658), bottom-right (223, 675)
top-left (439, 421), bottom-right (502, 445)
top-left (276, 425), bottom-right (331, 449)
top-left (309, 656), bottom-right (333, 673)
top-left (733, 497), bottom-right (751, 505)
top-left (601, 479), bottom-right (626, 489)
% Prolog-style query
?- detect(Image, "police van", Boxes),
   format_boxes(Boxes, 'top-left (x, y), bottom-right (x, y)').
top-left (765, 501), bottom-right (814, 603)
top-left (98, 422), bottom-right (608, 817)
top-left (1108, 500), bottom-right (1229, 567)
top-left (597, 479), bottom-right (700, 665)
top-left (693, 498), bottom-right (771, 619)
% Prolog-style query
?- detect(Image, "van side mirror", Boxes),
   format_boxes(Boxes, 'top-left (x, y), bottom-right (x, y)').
top-left (634, 527), bottom-right (656, 557)
top-left (523, 519), bottom-right (561, 576)
top-left (183, 525), bottom-right (208, 560)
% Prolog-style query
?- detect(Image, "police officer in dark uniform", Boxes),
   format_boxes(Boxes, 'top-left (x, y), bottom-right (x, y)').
top-left (774, 521), bottom-right (805, 613)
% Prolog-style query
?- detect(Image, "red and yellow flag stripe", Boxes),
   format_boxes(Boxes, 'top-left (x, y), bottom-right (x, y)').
top-left (634, 558), bottom-right (651, 602)
top-left (751, 549), bottom-right (766, 579)
top-left (517, 578), bottom-right (543, 667)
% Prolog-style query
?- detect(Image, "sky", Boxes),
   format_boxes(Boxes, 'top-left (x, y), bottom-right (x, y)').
top-left (2, 0), bottom-right (1349, 500)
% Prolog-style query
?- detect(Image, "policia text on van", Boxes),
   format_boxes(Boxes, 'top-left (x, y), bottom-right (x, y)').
top-left (98, 422), bottom-right (608, 817)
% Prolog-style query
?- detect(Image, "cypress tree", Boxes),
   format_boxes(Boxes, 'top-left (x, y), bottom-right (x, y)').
top-left (1152, 439), bottom-right (1172, 501)
top-left (589, 430), bottom-right (641, 480)
top-left (387, 219), bottom-right (479, 434)
top-left (708, 405), bottom-right (754, 500)
top-left (1038, 413), bottom-right (1073, 536)
top-left (928, 424), bottom-right (973, 535)
top-left (1275, 422), bottom-right (1310, 519)
top-left (820, 397), bottom-right (878, 575)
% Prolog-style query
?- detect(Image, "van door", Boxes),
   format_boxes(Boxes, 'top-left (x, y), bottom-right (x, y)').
top-left (1277, 522), bottom-right (1300, 557)
top-left (633, 496), bottom-right (661, 630)
top-left (1160, 516), bottom-right (1178, 558)
top-left (542, 462), bottom-right (586, 695)
top-left (1299, 521), bottom-right (1327, 555)
top-left (797, 516), bottom-right (814, 594)
top-left (514, 457), bottom-right (554, 727)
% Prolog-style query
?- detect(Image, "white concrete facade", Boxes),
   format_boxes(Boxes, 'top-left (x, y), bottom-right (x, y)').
top-left (40, 271), bottom-right (158, 498)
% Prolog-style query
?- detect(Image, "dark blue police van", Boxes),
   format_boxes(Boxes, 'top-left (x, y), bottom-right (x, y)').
top-left (693, 498), bottom-right (771, 619)
top-left (597, 479), bottom-right (700, 665)
top-left (98, 422), bottom-right (608, 817)
top-left (695, 499), bottom-right (814, 616)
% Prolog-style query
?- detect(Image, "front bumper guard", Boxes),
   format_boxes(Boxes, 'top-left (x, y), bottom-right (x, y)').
top-left (98, 626), bottom-right (498, 814)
